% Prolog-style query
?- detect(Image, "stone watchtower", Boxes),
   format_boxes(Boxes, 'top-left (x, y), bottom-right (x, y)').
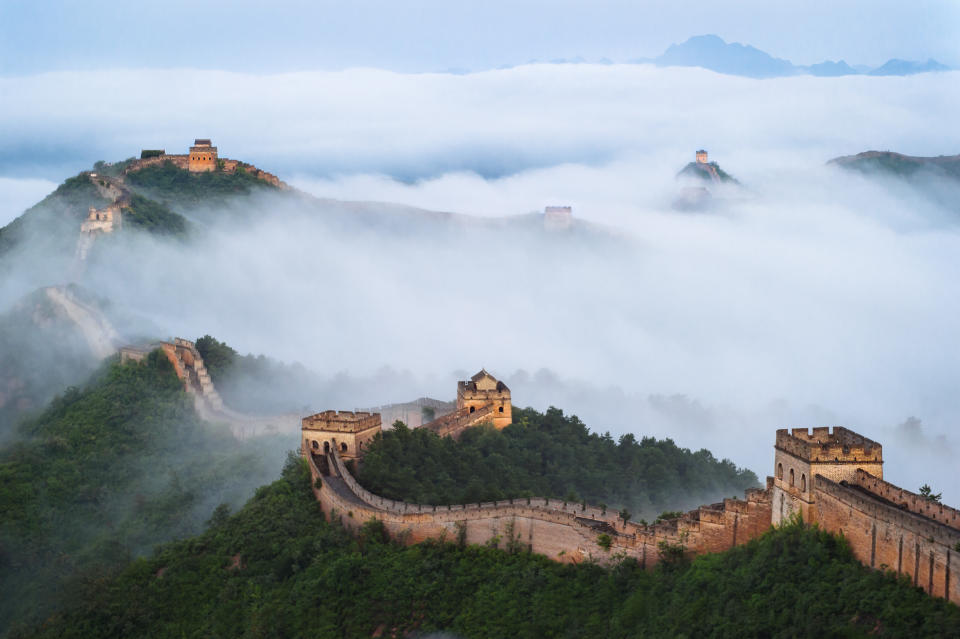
top-left (695, 149), bottom-right (708, 164)
top-left (457, 370), bottom-right (512, 429)
top-left (188, 139), bottom-right (218, 172)
top-left (302, 410), bottom-right (382, 461)
top-left (771, 427), bottom-right (883, 526)
top-left (544, 206), bottom-right (573, 231)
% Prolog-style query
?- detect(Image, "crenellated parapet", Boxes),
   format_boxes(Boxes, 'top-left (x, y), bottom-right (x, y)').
top-left (776, 427), bottom-right (882, 463)
top-left (126, 139), bottom-right (288, 188)
top-left (305, 434), bottom-right (771, 568)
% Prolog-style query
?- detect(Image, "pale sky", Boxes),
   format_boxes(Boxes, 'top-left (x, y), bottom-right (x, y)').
top-left (0, 0), bottom-right (957, 74)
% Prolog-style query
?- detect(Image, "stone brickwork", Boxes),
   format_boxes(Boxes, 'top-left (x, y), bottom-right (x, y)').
top-left (813, 474), bottom-right (959, 603)
top-left (301, 418), bottom-right (959, 605)
top-left (302, 410), bottom-right (382, 460)
top-left (772, 427), bottom-right (883, 526)
top-left (120, 337), bottom-right (299, 440)
top-left (304, 437), bottom-right (772, 568)
top-left (188, 139), bottom-right (217, 172)
top-left (127, 140), bottom-right (288, 188)
top-left (455, 370), bottom-right (512, 429)
top-left (421, 404), bottom-right (496, 438)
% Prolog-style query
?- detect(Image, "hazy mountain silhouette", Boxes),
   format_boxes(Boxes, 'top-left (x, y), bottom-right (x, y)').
top-left (641, 35), bottom-right (952, 78)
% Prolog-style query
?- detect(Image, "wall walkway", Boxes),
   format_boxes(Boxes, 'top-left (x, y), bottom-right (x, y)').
top-left (306, 444), bottom-right (771, 567)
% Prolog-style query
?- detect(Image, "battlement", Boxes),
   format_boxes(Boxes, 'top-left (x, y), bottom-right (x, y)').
top-left (80, 204), bottom-right (122, 234)
top-left (188, 138), bottom-right (218, 172)
top-left (302, 410), bottom-right (381, 433)
top-left (456, 369), bottom-right (512, 428)
top-left (776, 426), bottom-right (882, 463)
top-left (850, 469), bottom-right (960, 532)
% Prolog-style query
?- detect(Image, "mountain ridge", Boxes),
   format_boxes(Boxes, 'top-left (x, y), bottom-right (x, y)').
top-left (641, 34), bottom-right (952, 78)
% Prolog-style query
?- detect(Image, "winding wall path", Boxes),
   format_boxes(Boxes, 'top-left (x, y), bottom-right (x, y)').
top-left (305, 444), bottom-right (772, 566)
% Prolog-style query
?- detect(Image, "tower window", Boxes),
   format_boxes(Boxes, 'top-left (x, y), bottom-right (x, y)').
top-left (499, 406), bottom-right (504, 413)
top-left (777, 463), bottom-right (783, 480)
top-left (800, 474), bottom-right (806, 491)
top-left (789, 468), bottom-right (795, 487)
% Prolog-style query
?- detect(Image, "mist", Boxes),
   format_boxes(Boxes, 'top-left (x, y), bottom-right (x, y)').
top-left (1, 64), bottom-right (958, 505)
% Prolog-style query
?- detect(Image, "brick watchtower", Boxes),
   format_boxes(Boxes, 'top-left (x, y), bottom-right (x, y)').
top-left (302, 410), bottom-right (382, 461)
top-left (188, 139), bottom-right (218, 172)
top-left (457, 370), bottom-right (512, 429)
top-left (695, 149), bottom-right (708, 164)
top-left (771, 427), bottom-right (883, 525)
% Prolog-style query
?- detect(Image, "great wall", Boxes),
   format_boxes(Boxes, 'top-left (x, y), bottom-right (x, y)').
top-left (120, 337), bottom-right (299, 440)
top-left (50, 141), bottom-right (960, 605)
top-left (299, 370), bottom-right (960, 605)
top-left (74, 139), bottom-right (286, 270)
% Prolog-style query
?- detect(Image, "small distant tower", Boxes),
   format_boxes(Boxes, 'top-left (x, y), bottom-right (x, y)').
top-left (188, 139), bottom-right (218, 172)
top-left (695, 149), bottom-right (708, 164)
top-left (544, 205), bottom-right (573, 231)
top-left (457, 370), bottom-right (512, 429)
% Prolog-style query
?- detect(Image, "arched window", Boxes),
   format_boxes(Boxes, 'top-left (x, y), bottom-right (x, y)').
top-left (311, 440), bottom-right (319, 450)
top-left (499, 406), bottom-right (504, 413)
top-left (800, 473), bottom-right (806, 491)
top-left (340, 442), bottom-right (348, 452)
top-left (789, 468), bottom-right (795, 487)
top-left (323, 441), bottom-right (330, 453)
top-left (777, 463), bottom-right (783, 480)
top-left (469, 406), bottom-right (475, 413)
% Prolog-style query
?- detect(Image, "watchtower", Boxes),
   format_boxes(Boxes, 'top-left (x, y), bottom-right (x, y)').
top-left (544, 206), bottom-right (573, 231)
top-left (771, 427), bottom-right (883, 525)
top-left (188, 139), bottom-right (218, 172)
top-left (456, 370), bottom-right (512, 429)
top-left (695, 149), bottom-right (708, 164)
top-left (302, 410), bottom-right (382, 461)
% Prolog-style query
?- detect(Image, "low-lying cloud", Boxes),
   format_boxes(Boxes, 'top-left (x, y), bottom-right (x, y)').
top-left (1, 64), bottom-right (958, 502)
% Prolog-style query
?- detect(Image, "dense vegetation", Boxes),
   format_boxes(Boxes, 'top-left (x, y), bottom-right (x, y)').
top-left (195, 334), bottom-right (319, 414)
top-left (677, 161), bottom-right (739, 184)
top-left (0, 353), bottom-right (287, 634)
top-left (20, 457), bottom-right (960, 639)
top-left (0, 286), bottom-right (108, 440)
top-left (124, 193), bottom-right (189, 237)
top-left (0, 173), bottom-right (109, 259)
top-left (125, 161), bottom-right (278, 210)
top-left (358, 407), bottom-right (759, 519)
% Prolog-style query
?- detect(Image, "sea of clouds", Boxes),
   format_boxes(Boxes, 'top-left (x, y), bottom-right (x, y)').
top-left (0, 64), bottom-right (958, 500)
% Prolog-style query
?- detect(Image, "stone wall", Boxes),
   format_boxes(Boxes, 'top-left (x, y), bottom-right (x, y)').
top-left (813, 474), bottom-right (959, 604)
top-left (305, 445), bottom-right (772, 568)
top-left (420, 404), bottom-right (496, 438)
top-left (125, 155), bottom-right (287, 188)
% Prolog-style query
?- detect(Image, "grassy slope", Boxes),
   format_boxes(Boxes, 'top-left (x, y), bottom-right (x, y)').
top-left (21, 458), bottom-right (960, 639)
top-left (358, 407), bottom-right (759, 519)
top-left (124, 161), bottom-right (278, 212)
top-left (0, 352), bottom-right (286, 634)
top-left (0, 174), bottom-right (109, 260)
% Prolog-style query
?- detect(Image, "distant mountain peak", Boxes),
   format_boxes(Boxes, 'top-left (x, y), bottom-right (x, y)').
top-left (647, 35), bottom-right (952, 78)
top-left (655, 34), bottom-right (796, 78)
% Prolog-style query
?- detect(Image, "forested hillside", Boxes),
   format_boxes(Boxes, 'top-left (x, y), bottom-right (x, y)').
top-left (19, 457), bottom-right (960, 639)
top-left (358, 407), bottom-right (759, 519)
top-left (0, 352), bottom-right (287, 634)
